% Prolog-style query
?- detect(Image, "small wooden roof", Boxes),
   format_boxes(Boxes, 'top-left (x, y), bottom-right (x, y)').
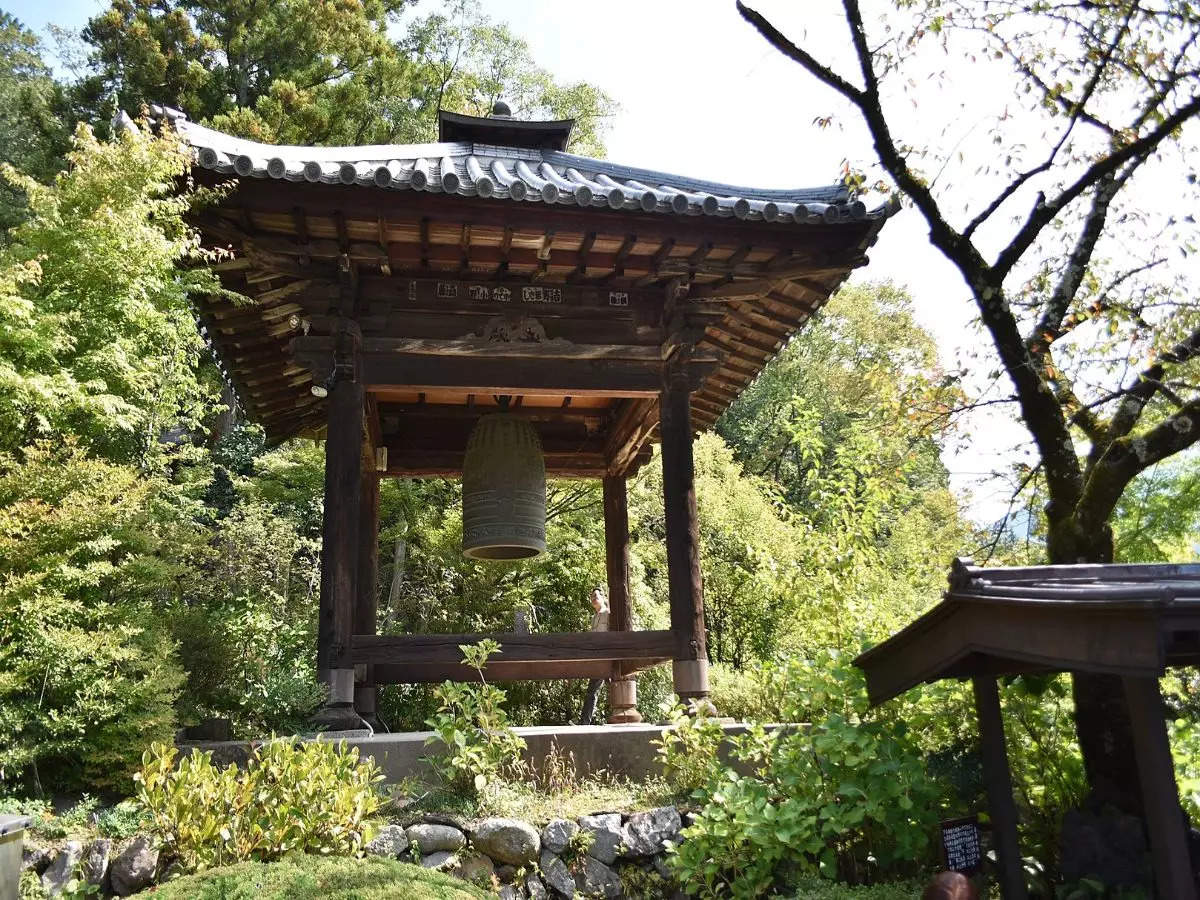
top-left (854, 558), bottom-right (1200, 706)
top-left (158, 104), bottom-right (892, 475)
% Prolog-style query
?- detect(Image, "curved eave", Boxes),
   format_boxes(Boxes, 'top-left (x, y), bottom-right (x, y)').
top-left (153, 106), bottom-right (888, 227)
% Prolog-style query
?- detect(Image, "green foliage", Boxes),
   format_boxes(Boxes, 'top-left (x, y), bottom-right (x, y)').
top-left (78, 0), bottom-right (614, 154)
top-left (0, 14), bottom-right (71, 232)
top-left (1111, 457), bottom-right (1200, 563)
top-left (168, 498), bottom-right (324, 736)
top-left (97, 799), bottom-right (147, 839)
top-left (668, 652), bottom-right (938, 896)
top-left (0, 121), bottom-right (224, 464)
top-left (423, 641), bottom-right (526, 799)
top-left (654, 704), bottom-right (726, 798)
top-left (0, 443), bottom-right (185, 792)
top-left (126, 854), bottom-right (490, 899)
top-left (717, 283), bottom-right (968, 654)
top-left (135, 739), bottom-right (383, 873)
top-left (786, 878), bottom-right (926, 899)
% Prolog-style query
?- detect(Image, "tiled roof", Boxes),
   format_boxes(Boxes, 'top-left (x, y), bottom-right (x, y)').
top-left (152, 105), bottom-right (877, 226)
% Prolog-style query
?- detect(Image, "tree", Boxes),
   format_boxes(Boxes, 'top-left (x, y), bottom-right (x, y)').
top-left (737, 0), bottom-right (1200, 828)
top-left (400, 0), bottom-right (616, 156)
top-left (0, 120), bottom-right (223, 465)
top-left (78, 0), bottom-right (616, 153)
top-left (0, 443), bottom-right (186, 792)
top-left (0, 13), bottom-right (72, 231)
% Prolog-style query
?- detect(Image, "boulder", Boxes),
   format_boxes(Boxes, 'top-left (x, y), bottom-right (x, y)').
top-left (22, 842), bottom-right (51, 874)
top-left (109, 834), bottom-right (159, 897)
top-left (453, 852), bottom-right (496, 886)
top-left (420, 850), bottom-right (458, 870)
top-left (539, 849), bottom-right (575, 897)
top-left (405, 823), bottom-right (466, 853)
top-left (499, 886), bottom-right (523, 900)
top-left (472, 817), bottom-right (540, 866)
top-left (576, 856), bottom-right (622, 898)
top-left (526, 872), bottom-right (550, 900)
top-left (41, 841), bottom-right (82, 897)
top-left (365, 824), bottom-right (409, 858)
top-left (577, 813), bottom-right (623, 865)
top-left (622, 806), bottom-right (682, 857)
top-left (82, 838), bottom-right (112, 886)
top-left (541, 818), bottom-right (579, 856)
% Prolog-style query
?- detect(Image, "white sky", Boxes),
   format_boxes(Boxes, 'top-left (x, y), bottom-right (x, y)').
top-left (13, 0), bottom-right (1164, 524)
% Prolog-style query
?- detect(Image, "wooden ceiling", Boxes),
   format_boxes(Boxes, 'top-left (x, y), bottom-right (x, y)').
top-left (192, 174), bottom-right (884, 477)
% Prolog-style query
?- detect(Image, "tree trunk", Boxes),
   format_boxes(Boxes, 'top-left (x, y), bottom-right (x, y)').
top-left (1047, 513), bottom-right (1143, 816)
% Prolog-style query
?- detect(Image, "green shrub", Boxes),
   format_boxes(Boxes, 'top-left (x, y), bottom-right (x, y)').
top-left (668, 652), bottom-right (938, 897)
top-left (654, 704), bottom-right (726, 798)
top-left (0, 444), bottom-right (185, 793)
top-left (134, 739), bottom-right (383, 873)
top-left (424, 640), bottom-right (527, 798)
top-left (129, 854), bottom-right (489, 899)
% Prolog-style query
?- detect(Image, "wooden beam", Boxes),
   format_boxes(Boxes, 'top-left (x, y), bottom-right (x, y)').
top-left (294, 336), bottom-right (719, 398)
top-left (1123, 676), bottom-right (1197, 900)
top-left (354, 471), bottom-right (380, 722)
top-left (318, 351), bottom-right (363, 684)
top-left (383, 449), bottom-right (650, 478)
top-left (352, 629), bottom-right (677, 666)
top-left (605, 398), bottom-right (659, 475)
top-left (372, 659), bottom-right (668, 683)
top-left (604, 476), bottom-right (633, 635)
top-left (972, 677), bottom-right (1028, 900)
top-left (660, 350), bottom-right (709, 699)
top-left (355, 337), bottom-right (665, 361)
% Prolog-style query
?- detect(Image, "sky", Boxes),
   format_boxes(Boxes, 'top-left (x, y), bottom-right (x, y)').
top-left (6, 0), bottom-right (1083, 523)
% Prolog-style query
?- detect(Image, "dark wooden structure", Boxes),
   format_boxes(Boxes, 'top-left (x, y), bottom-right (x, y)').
top-left (159, 102), bottom-right (891, 725)
top-left (855, 558), bottom-right (1200, 900)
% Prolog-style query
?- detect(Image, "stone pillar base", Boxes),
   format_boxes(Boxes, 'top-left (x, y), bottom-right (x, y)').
top-left (607, 677), bottom-right (642, 724)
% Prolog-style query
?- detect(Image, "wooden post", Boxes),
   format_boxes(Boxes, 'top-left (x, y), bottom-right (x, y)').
top-left (1122, 675), bottom-right (1196, 900)
top-left (971, 676), bottom-right (1027, 900)
top-left (660, 352), bottom-right (709, 703)
top-left (314, 317), bottom-right (364, 731)
top-left (354, 470), bottom-right (380, 726)
top-left (604, 475), bottom-right (641, 723)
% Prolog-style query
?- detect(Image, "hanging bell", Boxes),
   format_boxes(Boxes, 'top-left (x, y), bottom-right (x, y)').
top-left (462, 413), bottom-right (546, 559)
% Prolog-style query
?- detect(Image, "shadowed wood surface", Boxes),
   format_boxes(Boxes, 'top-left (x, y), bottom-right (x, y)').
top-left (352, 629), bottom-right (676, 667)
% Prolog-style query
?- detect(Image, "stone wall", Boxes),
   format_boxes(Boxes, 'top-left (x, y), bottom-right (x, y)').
top-left (365, 807), bottom-right (689, 898)
top-left (21, 807), bottom-right (689, 898)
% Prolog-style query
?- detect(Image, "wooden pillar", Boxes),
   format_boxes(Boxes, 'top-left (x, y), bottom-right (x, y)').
top-left (604, 475), bottom-right (641, 723)
top-left (1122, 675), bottom-right (1196, 900)
top-left (660, 353), bottom-right (709, 703)
top-left (315, 319), bottom-right (363, 730)
top-left (354, 471), bottom-right (380, 726)
top-left (972, 676), bottom-right (1027, 900)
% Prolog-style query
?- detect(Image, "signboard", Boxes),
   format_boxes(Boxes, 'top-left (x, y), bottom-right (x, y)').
top-left (939, 816), bottom-right (982, 874)
top-left (395, 278), bottom-right (650, 311)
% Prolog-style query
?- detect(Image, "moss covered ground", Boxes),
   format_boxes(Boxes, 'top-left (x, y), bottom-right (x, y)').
top-left (133, 854), bottom-right (490, 899)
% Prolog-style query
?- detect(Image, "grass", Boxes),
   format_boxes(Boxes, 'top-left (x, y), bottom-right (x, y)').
top-left (400, 772), bottom-right (678, 824)
top-left (788, 878), bottom-right (930, 898)
top-left (133, 854), bottom-right (490, 899)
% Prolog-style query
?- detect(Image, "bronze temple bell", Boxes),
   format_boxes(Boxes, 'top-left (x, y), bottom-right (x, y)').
top-left (462, 411), bottom-right (546, 559)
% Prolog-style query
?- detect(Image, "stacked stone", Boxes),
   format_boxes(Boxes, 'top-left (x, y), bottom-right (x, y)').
top-left (23, 834), bottom-right (158, 897)
top-left (22, 805), bottom-right (688, 898)
top-left (366, 807), bottom-right (687, 898)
